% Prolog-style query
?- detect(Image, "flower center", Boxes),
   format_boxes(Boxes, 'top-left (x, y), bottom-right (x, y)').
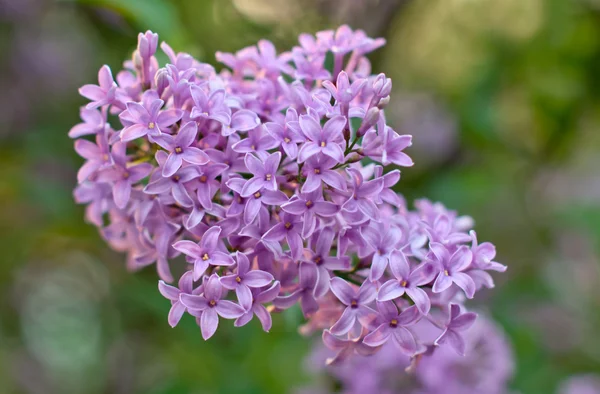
top-left (173, 175), bottom-right (180, 182)
top-left (265, 173), bottom-right (272, 181)
top-left (199, 175), bottom-right (208, 183)
top-left (148, 122), bottom-right (155, 129)
top-left (320, 141), bottom-right (326, 147)
top-left (283, 137), bottom-right (291, 143)
top-left (284, 222), bottom-right (292, 229)
top-left (314, 256), bottom-right (323, 265)
top-left (314, 168), bottom-right (321, 174)
top-left (209, 299), bottom-right (216, 307)
top-left (400, 280), bottom-right (408, 287)
top-left (444, 269), bottom-right (450, 276)
top-left (305, 200), bottom-right (313, 208)
top-left (174, 146), bottom-right (183, 154)
top-left (122, 171), bottom-right (130, 179)
top-left (202, 253), bottom-right (210, 261)
top-left (250, 144), bottom-right (256, 150)
top-left (235, 276), bottom-right (242, 283)
top-left (390, 319), bottom-right (398, 328)
top-left (350, 299), bottom-right (359, 309)
top-left (103, 154), bottom-right (109, 161)
top-left (254, 191), bottom-right (262, 199)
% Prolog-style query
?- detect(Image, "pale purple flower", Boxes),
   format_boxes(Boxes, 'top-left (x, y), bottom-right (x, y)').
top-left (430, 243), bottom-right (476, 299)
top-left (322, 330), bottom-right (379, 365)
top-left (281, 190), bottom-right (339, 238)
top-left (240, 152), bottom-right (281, 197)
top-left (189, 85), bottom-right (231, 125)
top-left (69, 107), bottom-right (105, 138)
top-left (434, 304), bottom-right (477, 356)
top-left (172, 226), bottom-right (234, 280)
top-left (143, 165), bottom-right (199, 207)
top-left (74, 132), bottom-right (112, 183)
top-left (274, 261), bottom-right (319, 318)
top-left (298, 115), bottom-right (346, 163)
top-left (322, 71), bottom-right (366, 104)
top-left (235, 281), bottom-right (281, 332)
top-left (305, 228), bottom-right (350, 297)
top-left (363, 302), bottom-right (420, 355)
top-left (232, 125), bottom-right (278, 153)
top-left (264, 108), bottom-right (305, 159)
top-left (195, 163), bottom-right (228, 209)
top-left (220, 252), bottom-right (274, 310)
top-left (158, 271), bottom-right (199, 327)
top-left (226, 177), bottom-right (288, 224)
top-left (262, 212), bottom-right (304, 260)
top-left (221, 109), bottom-right (261, 137)
top-left (79, 65), bottom-right (117, 109)
top-left (120, 97), bottom-right (182, 142)
top-left (180, 274), bottom-right (245, 340)
top-left (95, 142), bottom-right (153, 209)
top-left (342, 168), bottom-right (384, 221)
top-left (329, 277), bottom-right (376, 335)
top-left (361, 221), bottom-right (401, 280)
top-left (302, 154), bottom-right (347, 193)
top-left (153, 121), bottom-right (209, 177)
top-left (377, 250), bottom-right (435, 314)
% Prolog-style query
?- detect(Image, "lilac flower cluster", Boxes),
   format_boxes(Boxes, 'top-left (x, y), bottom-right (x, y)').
top-left (298, 315), bottom-right (515, 394)
top-left (71, 26), bottom-right (506, 357)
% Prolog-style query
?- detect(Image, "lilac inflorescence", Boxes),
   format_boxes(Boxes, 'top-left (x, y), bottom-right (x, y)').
top-left (70, 26), bottom-right (506, 359)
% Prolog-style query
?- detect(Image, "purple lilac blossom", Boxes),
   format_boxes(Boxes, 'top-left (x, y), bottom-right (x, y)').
top-left (70, 26), bottom-right (506, 358)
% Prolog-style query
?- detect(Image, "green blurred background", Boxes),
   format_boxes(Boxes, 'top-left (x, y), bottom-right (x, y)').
top-left (1, 0), bottom-right (600, 393)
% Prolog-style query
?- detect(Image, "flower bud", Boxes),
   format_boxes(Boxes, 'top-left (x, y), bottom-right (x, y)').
top-left (377, 95), bottom-right (390, 109)
top-left (155, 68), bottom-right (169, 97)
top-left (357, 107), bottom-right (380, 137)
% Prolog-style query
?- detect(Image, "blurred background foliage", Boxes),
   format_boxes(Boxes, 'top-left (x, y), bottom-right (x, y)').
top-left (1, 0), bottom-right (600, 393)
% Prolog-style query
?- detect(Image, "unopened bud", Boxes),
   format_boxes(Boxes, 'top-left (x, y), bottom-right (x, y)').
top-left (357, 107), bottom-right (380, 137)
top-left (155, 68), bottom-right (169, 97)
top-left (377, 95), bottom-right (390, 109)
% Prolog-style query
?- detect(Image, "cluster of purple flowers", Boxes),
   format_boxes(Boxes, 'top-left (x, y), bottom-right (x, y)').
top-left (299, 315), bottom-right (515, 394)
top-left (71, 26), bottom-right (506, 360)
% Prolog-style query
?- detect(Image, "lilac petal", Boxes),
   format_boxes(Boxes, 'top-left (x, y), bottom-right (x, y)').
top-left (450, 246), bottom-right (473, 272)
top-left (182, 147), bottom-right (209, 165)
top-left (451, 272), bottom-right (476, 299)
top-left (158, 280), bottom-right (179, 301)
top-left (112, 179), bottom-right (131, 209)
top-left (377, 280), bottom-right (405, 301)
top-left (322, 143), bottom-right (344, 163)
top-left (357, 178), bottom-right (384, 198)
top-left (432, 272), bottom-right (453, 293)
top-left (219, 275), bottom-right (240, 290)
top-left (121, 124), bottom-right (149, 142)
top-left (429, 242), bottom-right (448, 264)
top-left (236, 252), bottom-right (250, 274)
top-left (231, 109), bottom-right (260, 131)
top-left (316, 228), bottom-right (335, 256)
top-left (216, 300), bottom-right (245, 318)
top-left (297, 142), bottom-right (321, 163)
top-left (287, 232), bottom-right (303, 260)
top-left (172, 183), bottom-right (194, 207)
top-left (126, 102), bottom-right (149, 123)
top-left (193, 260), bottom-right (210, 281)
top-left (200, 308), bottom-right (219, 340)
top-left (302, 172), bottom-right (322, 193)
top-left (299, 261), bottom-right (318, 289)
top-left (175, 121), bottom-right (198, 147)
top-left (261, 191), bottom-right (288, 205)
top-left (74, 139), bottom-right (100, 159)
top-left (281, 199), bottom-right (308, 215)
top-left (264, 151), bottom-right (281, 174)
top-left (299, 114), bottom-right (322, 141)
top-left (358, 282), bottom-right (377, 304)
top-left (405, 287), bottom-right (431, 315)
top-left (321, 170), bottom-right (347, 191)
top-left (392, 327), bottom-right (417, 355)
top-left (363, 324), bottom-right (392, 347)
top-left (241, 177), bottom-right (265, 198)
top-left (262, 223), bottom-right (287, 241)
top-left (172, 240), bottom-right (202, 259)
top-left (180, 294), bottom-right (209, 310)
top-left (409, 262), bottom-right (437, 286)
top-left (79, 84), bottom-right (104, 101)
top-left (203, 275), bottom-right (223, 300)
top-left (168, 302), bottom-right (186, 327)
top-left (282, 141), bottom-right (298, 159)
top-left (329, 277), bottom-right (355, 305)
top-left (235, 286), bottom-right (253, 310)
top-left (256, 282), bottom-right (281, 303)
top-left (451, 311), bottom-right (477, 331)
top-left (264, 122), bottom-right (285, 139)
top-left (377, 300), bottom-right (400, 320)
top-left (244, 197), bottom-right (262, 224)
top-left (312, 201), bottom-right (339, 217)
top-left (357, 199), bottom-right (380, 221)
top-left (273, 290), bottom-right (302, 309)
top-left (144, 177), bottom-right (172, 194)
top-left (244, 271), bottom-right (274, 287)
top-left (201, 226), bottom-right (221, 251)
top-left (244, 153), bottom-right (264, 175)
top-left (254, 304), bottom-right (272, 332)
top-left (436, 329), bottom-right (466, 356)
top-left (234, 311), bottom-right (254, 328)
top-left (330, 308), bottom-right (357, 335)
top-left (77, 161), bottom-right (102, 183)
top-left (210, 251), bottom-right (235, 266)
top-left (163, 153), bottom-right (183, 177)
top-left (369, 253), bottom-right (388, 281)
top-left (389, 250), bottom-right (410, 280)
top-left (398, 305), bottom-right (421, 325)
top-left (322, 330), bottom-right (349, 351)
top-left (157, 108), bottom-right (183, 128)
top-left (300, 292), bottom-right (319, 317)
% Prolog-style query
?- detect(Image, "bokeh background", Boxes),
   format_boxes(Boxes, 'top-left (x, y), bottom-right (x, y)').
top-left (1, 0), bottom-right (600, 393)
